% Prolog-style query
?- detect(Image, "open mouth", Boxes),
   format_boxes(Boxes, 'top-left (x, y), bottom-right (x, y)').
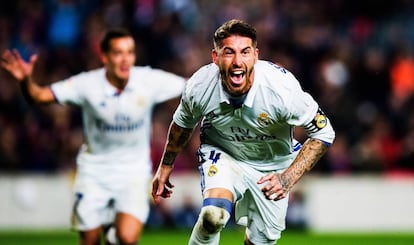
top-left (230, 70), bottom-right (245, 85)
top-left (120, 66), bottom-right (130, 72)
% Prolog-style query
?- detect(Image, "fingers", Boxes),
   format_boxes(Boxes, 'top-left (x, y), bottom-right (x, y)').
top-left (1, 50), bottom-right (14, 68)
top-left (152, 165), bottom-right (175, 204)
top-left (257, 173), bottom-right (273, 184)
top-left (151, 179), bottom-right (174, 204)
top-left (266, 189), bottom-right (287, 201)
top-left (258, 173), bottom-right (287, 201)
top-left (157, 180), bottom-right (173, 198)
top-left (29, 54), bottom-right (38, 65)
top-left (2, 49), bottom-right (21, 64)
top-left (151, 181), bottom-right (161, 204)
top-left (1, 49), bottom-right (36, 67)
top-left (165, 180), bottom-right (175, 189)
top-left (2, 49), bottom-right (13, 60)
top-left (12, 49), bottom-right (22, 60)
top-left (1, 49), bottom-right (32, 81)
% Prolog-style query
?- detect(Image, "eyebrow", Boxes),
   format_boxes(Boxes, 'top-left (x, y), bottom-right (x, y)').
top-left (223, 46), bottom-right (252, 52)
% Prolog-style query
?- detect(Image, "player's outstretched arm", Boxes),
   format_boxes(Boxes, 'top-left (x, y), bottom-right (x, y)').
top-left (258, 138), bottom-right (328, 200)
top-left (151, 122), bottom-right (195, 204)
top-left (1, 49), bottom-right (55, 104)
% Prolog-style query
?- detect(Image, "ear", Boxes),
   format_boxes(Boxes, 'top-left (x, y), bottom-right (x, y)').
top-left (254, 48), bottom-right (259, 63)
top-left (212, 49), bottom-right (218, 65)
top-left (100, 52), bottom-right (108, 65)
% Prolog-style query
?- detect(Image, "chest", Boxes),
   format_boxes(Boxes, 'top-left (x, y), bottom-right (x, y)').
top-left (85, 90), bottom-right (153, 123)
top-left (204, 103), bottom-right (287, 135)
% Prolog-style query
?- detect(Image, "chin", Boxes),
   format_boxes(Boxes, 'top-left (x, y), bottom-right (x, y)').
top-left (118, 73), bottom-right (130, 81)
top-left (228, 89), bottom-right (245, 97)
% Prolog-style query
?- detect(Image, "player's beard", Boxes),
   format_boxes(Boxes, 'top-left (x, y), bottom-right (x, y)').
top-left (220, 66), bottom-right (254, 97)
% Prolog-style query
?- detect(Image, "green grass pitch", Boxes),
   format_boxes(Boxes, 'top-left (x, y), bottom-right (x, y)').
top-left (0, 228), bottom-right (413, 244)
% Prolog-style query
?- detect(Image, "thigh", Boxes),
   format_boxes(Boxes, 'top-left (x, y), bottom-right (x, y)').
top-left (115, 175), bottom-right (151, 224)
top-left (79, 227), bottom-right (102, 245)
top-left (198, 147), bottom-right (242, 198)
top-left (233, 165), bottom-right (289, 243)
top-left (244, 189), bottom-right (289, 244)
top-left (115, 212), bottom-right (144, 242)
top-left (72, 174), bottom-right (113, 231)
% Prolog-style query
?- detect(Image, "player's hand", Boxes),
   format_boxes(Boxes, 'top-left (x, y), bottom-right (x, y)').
top-left (257, 173), bottom-right (289, 201)
top-left (1, 49), bottom-right (37, 82)
top-left (151, 164), bottom-right (175, 204)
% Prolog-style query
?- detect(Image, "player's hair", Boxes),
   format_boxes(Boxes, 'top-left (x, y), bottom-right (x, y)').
top-left (213, 19), bottom-right (257, 49)
top-left (100, 28), bottom-right (133, 53)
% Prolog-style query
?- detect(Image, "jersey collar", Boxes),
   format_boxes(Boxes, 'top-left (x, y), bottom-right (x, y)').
top-left (243, 68), bottom-right (259, 108)
top-left (102, 70), bottom-right (132, 97)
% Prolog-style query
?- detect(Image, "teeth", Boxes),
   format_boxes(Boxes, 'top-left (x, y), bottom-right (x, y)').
top-left (232, 71), bottom-right (243, 75)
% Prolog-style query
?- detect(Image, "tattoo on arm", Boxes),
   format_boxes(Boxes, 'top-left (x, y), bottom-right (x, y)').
top-left (161, 123), bottom-right (194, 166)
top-left (161, 152), bottom-right (177, 166)
top-left (281, 138), bottom-right (328, 191)
top-left (277, 174), bottom-right (289, 193)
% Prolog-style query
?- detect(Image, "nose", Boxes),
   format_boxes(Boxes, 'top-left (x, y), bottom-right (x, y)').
top-left (233, 53), bottom-right (242, 67)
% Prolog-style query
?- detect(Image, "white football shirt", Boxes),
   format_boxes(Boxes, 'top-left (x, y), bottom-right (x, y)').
top-left (174, 60), bottom-right (335, 171)
top-left (51, 66), bottom-right (185, 175)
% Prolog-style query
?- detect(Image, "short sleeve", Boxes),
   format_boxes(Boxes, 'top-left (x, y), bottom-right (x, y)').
top-left (172, 74), bottom-right (203, 129)
top-left (50, 73), bottom-right (86, 106)
top-left (285, 77), bottom-right (335, 144)
top-left (148, 68), bottom-right (186, 103)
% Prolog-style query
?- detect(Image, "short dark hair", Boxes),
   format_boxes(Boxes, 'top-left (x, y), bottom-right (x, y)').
top-left (213, 19), bottom-right (257, 49)
top-left (100, 28), bottom-right (133, 53)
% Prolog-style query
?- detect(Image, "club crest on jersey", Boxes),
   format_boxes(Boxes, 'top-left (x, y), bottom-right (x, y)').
top-left (137, 96), bottom-right (146, 106)
top-left (208, 164), bottom-right (218, 177)
top-left (257, 112), bottom-right (270, 126)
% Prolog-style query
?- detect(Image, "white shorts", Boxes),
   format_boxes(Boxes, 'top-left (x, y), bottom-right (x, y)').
top-left (71, 168), bottom-right (151, 231)
top-left (198, 146), bottom-right (289, 244)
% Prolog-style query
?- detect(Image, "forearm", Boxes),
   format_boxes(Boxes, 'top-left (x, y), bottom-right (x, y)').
top-left (19, 78), bottom-right (55, 104)
top-left (19, 79), bottom-right (35, 105)
top-left (161, 122), bottom-right (194, 166)
top-left (280, 138), bottom-right (328, 192)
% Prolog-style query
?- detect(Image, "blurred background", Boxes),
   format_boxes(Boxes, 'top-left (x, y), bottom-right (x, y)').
top-left (0, 0), bottom-right (414, 233)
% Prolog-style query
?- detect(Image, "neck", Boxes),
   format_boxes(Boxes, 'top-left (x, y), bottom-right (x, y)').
top-left (106, 72), bottom-right (127, 91)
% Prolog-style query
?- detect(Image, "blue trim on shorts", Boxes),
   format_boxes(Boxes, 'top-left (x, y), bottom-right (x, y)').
top-left (293, 142), bottom-right (302, 152)
top-left (203, 198), bottom-right (233, 214)
top-left (321, 140), bottom-right (332, 147)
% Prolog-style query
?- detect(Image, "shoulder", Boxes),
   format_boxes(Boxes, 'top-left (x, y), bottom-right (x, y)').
top-left (53, 68), bottom-right (104, 90)
top-left (192, 63), bottom-right (219, 78)
top-left (69, 68), bottom-right (104, 82)
top-left (129, 66), bottom-right (184, 83)
top-left (129, 66), bottom-right (151, 77)
top-left (256, 60), bottom-right (296, 81)
top-left (255, 60), bottom-right (302, 93)
top-left (129, 65), bottom-right (179, 77)
top-left (185, 63), bottom-right (219, 91)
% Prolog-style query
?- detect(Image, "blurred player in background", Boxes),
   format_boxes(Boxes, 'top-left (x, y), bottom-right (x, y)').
top-left (1, 28), bottom-right (185, 245)
top-left (152, 19), bottom-right (335, 245)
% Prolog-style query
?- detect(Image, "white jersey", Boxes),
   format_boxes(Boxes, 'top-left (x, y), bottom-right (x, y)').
top-left (51, 66), bottom-right (185, 175)
top-left (173, 60), bottom-right (335, 171)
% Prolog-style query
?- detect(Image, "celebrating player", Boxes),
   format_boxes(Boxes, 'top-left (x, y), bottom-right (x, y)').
top-left (152, 19), bottom-right (335, 245)
top-left (1, 28), bottom-right (185, 245)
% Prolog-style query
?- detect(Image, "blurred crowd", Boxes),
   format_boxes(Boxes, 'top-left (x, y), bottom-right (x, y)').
top-left (1, 0), bottom-right (414, 175)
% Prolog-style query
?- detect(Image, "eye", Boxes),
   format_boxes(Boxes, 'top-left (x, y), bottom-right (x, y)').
top-left (112, 50), bottom-right (122, 56)
top-left (242, 49), bottom-right (251, 55)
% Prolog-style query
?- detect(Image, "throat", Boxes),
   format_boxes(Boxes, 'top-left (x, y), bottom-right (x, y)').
top-left (228, 94), bottom-right (246, 109)
top-left (106, 72), bottom-right (128, 92)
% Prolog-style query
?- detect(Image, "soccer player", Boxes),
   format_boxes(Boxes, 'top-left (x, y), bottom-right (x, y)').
top-left (152, 19), bottom-right (335, 245)
top-left (1, 29), bottom-right (185, 245)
